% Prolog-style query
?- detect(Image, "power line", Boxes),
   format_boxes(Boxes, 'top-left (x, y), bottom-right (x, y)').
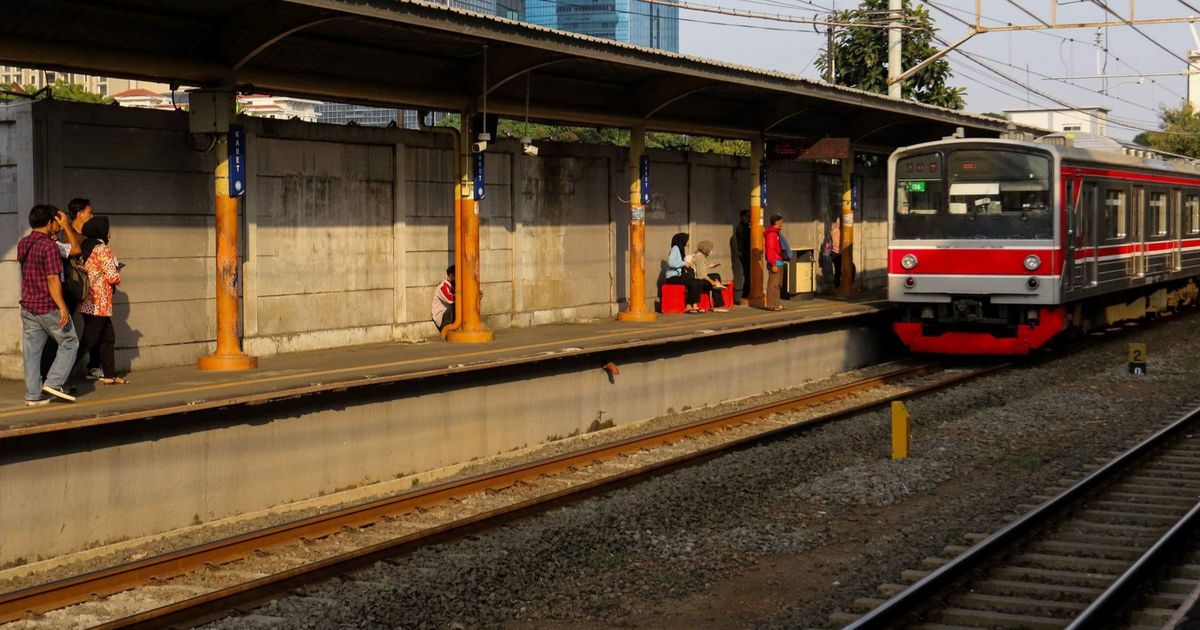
top-left (1179, 0), bottom-right (1200, 14)
top-left (1089, 0), bottom-right (1193, 67)
top-left (641, 0), bottom-right (917, 29)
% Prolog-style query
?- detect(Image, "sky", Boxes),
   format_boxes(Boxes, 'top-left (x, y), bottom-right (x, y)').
top-left (676, 0), bottom-right (1199, 140)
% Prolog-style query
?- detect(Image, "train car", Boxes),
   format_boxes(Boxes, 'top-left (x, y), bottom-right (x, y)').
top-left (888, 132), bottom-right (1200, 354)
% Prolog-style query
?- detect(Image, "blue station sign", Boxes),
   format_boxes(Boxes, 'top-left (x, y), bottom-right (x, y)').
top-left (228, 124), bottom-right (246, 197)
top-left (639, 155), bottom-right (651, 206)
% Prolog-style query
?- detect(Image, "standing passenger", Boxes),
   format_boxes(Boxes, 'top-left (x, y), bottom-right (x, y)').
top-left (664, 232), bottom-right (703, 313)
top-left (18, 205), bottom-right (79, 405)
top-left (78, 217), bottom-right (127, 384)
top-left (764, 214), bottom-right (786, 311)
top-left (735, 210), bottom-right (751, 301)
top-left (432, 265), bottom-right (456, 334)
top-left (830, 214), bottom-right (856, 290)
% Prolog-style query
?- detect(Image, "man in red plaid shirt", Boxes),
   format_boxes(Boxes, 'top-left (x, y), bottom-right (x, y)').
top-left (18, 205), bottom-right (79, 405)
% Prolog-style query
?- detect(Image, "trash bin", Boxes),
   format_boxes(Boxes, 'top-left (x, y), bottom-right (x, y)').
top-left (786, 248), bottom-right (815, 295)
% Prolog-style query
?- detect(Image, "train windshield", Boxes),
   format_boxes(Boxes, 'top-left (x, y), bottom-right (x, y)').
top-left (894, 148), bottom-right (1053, 240)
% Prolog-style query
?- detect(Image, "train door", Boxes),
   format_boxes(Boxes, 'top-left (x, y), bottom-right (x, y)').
top-left (1133, 186), bottom-right (1146, 277)
top-left (1174, 189), bottom-right (1183, 272)
top-left (1080, 183), bottom-right (1097, 287)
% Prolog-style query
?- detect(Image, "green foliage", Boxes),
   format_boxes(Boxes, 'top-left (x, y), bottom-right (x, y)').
top-left (816, 0), bottom-right (966, 110)
top-left (435, 114), bottom-right (749, 156)
top-left (1138, 104), bottom-right (1200, 158)
top-left (0, 81), bottom-right (112, 104)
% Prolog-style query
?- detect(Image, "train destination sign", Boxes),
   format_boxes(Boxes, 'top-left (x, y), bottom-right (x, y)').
top-left (906, 181), bottom-right (926, 193)
top-left (766, 137), bottom-right (850, 161)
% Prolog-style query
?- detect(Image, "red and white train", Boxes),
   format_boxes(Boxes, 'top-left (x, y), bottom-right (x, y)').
top-left (888, 133), bottom-right (1200, 355)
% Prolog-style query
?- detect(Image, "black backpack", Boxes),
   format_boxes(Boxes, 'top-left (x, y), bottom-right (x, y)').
top-left (62, 255), bottom-right (90, 305)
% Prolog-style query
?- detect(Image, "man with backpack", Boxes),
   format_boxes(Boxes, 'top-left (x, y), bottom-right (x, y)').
top-left (39, 199), bottom-right (85, 383)
top-left (19, 205), bottom-right (80, 405)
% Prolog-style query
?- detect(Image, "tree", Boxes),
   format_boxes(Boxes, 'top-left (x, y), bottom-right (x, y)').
top-left (816, 0), bottom-right (966, 110)
top-left (1, 80), bottom-right (112, 104)
top-left (1136, 103), bottom-right (1200, 158)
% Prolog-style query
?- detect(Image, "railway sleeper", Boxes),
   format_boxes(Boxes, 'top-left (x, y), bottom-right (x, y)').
top-left (1122, 475), bottom-right (1200, 487)
top-left (1153, 454), bottom-right (1200, 463)
top-left (966, 578), bottom-right (1103, 603)
top-left (1171, 563), bottom-right (1200, 579)
top-left (1129, 607), bottom-right (1178, 626)
top-left (935, 606), bottom-right (1070, 630)
top-left (1009, 552), bottom-right (1129, 573)
top-left (1106, 490), bottom-right (1200, 504)
top-left (1051, 524), bottom-right (1162, 542)
top-left (988, 566), bottom-right (1117, 589)
top-left (1030, 539), bottom-right (1148, 560)
top-left (1064, 519), bottom-right (1168, 537)
top-left (1128, 468), bottom-right (1200, 481)
top-left (948, 592), bottom-right (1086, 617)
top-left (1086, 499), bottom-right (1190, 516)
top-left (1154, 577), bottom-right (1200, 594)
top-left (1144, 591), bottom-right (1189, 609)
top-left (1076, 509), bottom-right (1181, 526)
top-left (851, 596), bottom-right (889, 612)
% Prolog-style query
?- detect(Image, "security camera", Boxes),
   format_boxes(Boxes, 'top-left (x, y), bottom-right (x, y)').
top-left (472, 140), bottom-right (488, 153)
top-left (522, 144), bottom-right (539, 156)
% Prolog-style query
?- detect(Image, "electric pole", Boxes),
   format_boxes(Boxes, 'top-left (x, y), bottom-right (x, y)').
top-left (887, 0), bottom-right (902, 99)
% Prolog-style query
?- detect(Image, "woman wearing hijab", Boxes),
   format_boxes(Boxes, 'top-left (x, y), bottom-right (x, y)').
top-left (692, 240), bottom-right (729, 312)
top-left (78, 217), bottom-right (126, 384)
top-left (663, 232), bottom-right (704, 313)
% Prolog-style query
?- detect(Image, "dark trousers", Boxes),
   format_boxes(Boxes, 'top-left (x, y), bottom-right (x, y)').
top-left (664, 276), bottom-right (703, 305)
top-left (706, 273), bottom-right (725, 308)
top-left (831, 253), bottom-right (857, 289)
top-left (80, 314), bottom-right (117, 377)
top-left (739, 257), bottom-right (751, 298)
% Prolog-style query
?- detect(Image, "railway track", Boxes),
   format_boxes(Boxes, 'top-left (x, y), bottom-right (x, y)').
top-left (835, 401), bottom-right (1200, 630)
top-left (0, 360), bottom-right (1005, 630)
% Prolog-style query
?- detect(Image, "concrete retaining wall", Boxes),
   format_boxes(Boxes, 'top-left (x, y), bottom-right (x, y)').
top-left (0, 100), bottom-right (887, 377)
top-left (0, 315), bottom-right (890, 566)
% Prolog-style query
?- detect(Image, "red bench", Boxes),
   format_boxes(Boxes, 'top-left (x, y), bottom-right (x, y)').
top-left (660, 281), bottom-right (735, 314)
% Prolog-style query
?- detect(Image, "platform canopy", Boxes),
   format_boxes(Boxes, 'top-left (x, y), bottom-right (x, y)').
top-left (2, 0), bottom-right (1030, 151)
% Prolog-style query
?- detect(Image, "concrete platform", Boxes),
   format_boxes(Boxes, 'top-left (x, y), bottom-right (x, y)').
top-left (0, 294), bottom-right (890, 439)
top-left (0, 293), bottom-right (895, 566)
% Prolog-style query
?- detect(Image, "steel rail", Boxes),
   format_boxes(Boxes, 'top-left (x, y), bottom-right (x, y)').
top-left (845, 402), bottom-right (1200, 629)
top-left (0, 361), bottom-right (1006, 629)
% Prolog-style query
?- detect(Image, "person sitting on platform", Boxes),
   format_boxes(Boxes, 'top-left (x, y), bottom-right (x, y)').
top-left (692, 240), bottom-right (729, 312)
top-left (664, 232), bottom-right (704, 313)
top-left (432, 265), bottom-right (455, 335)
top-left (18, 205), bottom-right (79, 405)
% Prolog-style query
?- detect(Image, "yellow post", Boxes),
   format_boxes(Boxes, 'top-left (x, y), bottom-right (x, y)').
top-left (618, 125), bottom-right (657, 322)
top-left (448, 113), bottom-right (494, 343)
top-left (835, 152), bottom-right (858, 296)
top-left (747, 137), bottom-right (766, 307)
top-left (198, 134), bottom-right (257, 371)
top-left (891, 401), bottom-right (910, 460)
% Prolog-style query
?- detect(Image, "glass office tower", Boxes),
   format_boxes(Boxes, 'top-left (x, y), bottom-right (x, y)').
top-left (526, 0), bottom-right (679, 52)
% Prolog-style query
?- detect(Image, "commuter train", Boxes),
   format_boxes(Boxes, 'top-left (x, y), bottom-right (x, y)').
top-left (888, 132), bottom-right (1200, 354)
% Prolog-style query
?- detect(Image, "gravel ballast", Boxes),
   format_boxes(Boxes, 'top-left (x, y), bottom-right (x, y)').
top-left (204, 313), bottom-right (1200, 630)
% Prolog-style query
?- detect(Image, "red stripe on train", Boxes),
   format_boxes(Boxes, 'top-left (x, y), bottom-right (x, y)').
top-left (888, 248), bottom-right (1061, 275)
top-left (1063, 167), bottom-right (1200, 188)
top-left (1072, 238), bottom-right (1200, 260)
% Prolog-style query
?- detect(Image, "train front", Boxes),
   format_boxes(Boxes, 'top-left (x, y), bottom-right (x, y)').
top-left (888, 140), bottom-right (1065, 354)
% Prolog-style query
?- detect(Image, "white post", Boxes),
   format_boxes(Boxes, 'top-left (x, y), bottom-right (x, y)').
top-left (888, 0), bottom-right (903, 99)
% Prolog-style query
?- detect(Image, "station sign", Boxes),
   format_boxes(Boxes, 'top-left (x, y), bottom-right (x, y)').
top-left (473, 152), bottom-right (486, 201)
top-left (639, 155), bottom-right (651, 206)
top-left (759, 163), bottom-right (768, 207)
top-left (767, 137), bottom-right (850, 161)
top-left (906, 181), bottom-right (927, 193)
top-left (1128, 342), bottom-right (1147, 375)
top-left (228, 124), bottom-right (246, 197)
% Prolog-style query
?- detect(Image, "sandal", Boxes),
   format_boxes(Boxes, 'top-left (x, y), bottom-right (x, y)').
top-left (99, 377), bottom-right (129, 385)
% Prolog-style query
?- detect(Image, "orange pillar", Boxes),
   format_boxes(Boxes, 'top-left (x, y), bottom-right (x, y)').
top-left (448, 114), bottom-right (494, 343)
top-left (618, 126), bottom-right (656, 322)
top-left (835, 152), bottom-right (858, 296)
top-left (747, 137), bottom-right (766, 307)
top-left (198, 136), bottom-right (257, 371)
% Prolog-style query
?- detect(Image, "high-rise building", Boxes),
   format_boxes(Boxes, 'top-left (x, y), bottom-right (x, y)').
top-left (317, 103), bottom-right (400, 126)
top-left (526, 0), bottom-right (678, 51)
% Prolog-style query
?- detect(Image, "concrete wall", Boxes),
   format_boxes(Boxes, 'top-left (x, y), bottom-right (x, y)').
top-left (0, 100), bottom-right (889, 377)
top-left (0, 316), bottom-right (891, 566)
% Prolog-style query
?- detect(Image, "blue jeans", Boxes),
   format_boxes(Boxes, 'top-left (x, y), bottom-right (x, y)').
top-left (22, 308), bottom-right (79, 401)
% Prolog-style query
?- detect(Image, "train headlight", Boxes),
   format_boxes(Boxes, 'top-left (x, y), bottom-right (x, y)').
top-left (1027, 277), bottom-right (1040, 290)
top-left (900, 254), bottom-right (918, 270)
top-left (1023, 254), bottom-right (1042, 271)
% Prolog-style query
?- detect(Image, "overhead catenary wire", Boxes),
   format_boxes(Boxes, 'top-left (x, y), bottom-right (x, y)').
top-left (1089, 0), bottom-right (1194, 67)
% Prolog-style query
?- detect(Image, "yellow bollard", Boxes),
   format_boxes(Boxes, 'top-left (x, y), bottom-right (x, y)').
top-left (891, 401), bottom-right (910, 460)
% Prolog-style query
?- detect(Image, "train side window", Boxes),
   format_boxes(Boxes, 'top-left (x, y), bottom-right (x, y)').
top-left (1105, 189), bottom-right (1127, 240)
top-left (1188, 194), bottom-right (1200, 235)
top-left (1149, 191), bottom-right (1168, 237)
top-left (1081, 184), bottom-right (1096, 245)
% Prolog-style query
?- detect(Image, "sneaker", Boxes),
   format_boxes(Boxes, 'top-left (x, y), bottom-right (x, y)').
top-left (24, 398), bottom-right (50, 407)
top-left (86, 368), bottom-right (104, 380)
top-left (41, 385), bottom-right (76, 402)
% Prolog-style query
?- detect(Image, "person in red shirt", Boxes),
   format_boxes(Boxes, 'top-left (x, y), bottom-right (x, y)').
top-left (17, 205), bottom-right (80, 405)
top-left (763, 214), bottom-right (786, 311)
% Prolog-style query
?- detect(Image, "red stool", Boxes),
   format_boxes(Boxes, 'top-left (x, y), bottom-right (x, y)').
top-left (722, 282), bottom-right (735, 308)
top-left (660, 283), bottom-right (687, 314)
top-left (699, 292), bottom-right (712, 311)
